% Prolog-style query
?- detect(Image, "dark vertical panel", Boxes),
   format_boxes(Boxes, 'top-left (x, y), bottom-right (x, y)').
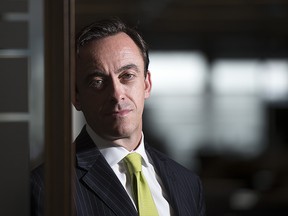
top-left (0, 122), bottom-right (29, 216)
top-left (0, 58), bottom-right (28, 112)
top-left (0, 22), bottom-right (28, 49)
top-left (44, 0), bottom-right (75, 215)
top-left (0, 0), bottom-right (27, 12)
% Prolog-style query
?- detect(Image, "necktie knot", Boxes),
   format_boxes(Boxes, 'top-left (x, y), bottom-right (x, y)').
top-left (124, 152), bottom-right (142, 174)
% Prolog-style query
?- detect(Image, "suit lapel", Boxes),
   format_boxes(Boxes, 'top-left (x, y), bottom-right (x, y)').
top-left (146, 145), bottom-right (184, 216)
top-left (75, 127), bottom-right (137, 216)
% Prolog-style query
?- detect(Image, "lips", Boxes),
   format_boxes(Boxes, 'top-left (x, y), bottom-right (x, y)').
top-left (105, 108), bottom-right (132, 117)
top-left (112, 109), bottom-right (132, 117)
top-left (104, 102), bottom-right (133, 117)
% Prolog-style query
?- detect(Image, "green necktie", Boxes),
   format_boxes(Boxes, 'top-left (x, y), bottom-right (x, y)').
top-left (124, 153), bottom-right (159, 216)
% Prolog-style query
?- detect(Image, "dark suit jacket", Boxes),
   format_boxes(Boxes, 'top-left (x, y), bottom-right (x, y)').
top-left (31, 126), bottom-right (206, 216)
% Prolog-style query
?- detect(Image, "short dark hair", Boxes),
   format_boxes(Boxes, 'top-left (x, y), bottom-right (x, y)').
top-left (76, 17), bottom-right (150, 75)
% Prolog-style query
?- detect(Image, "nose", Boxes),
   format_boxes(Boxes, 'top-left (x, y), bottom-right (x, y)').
top-left (109, 79), bottom-right (125, 103)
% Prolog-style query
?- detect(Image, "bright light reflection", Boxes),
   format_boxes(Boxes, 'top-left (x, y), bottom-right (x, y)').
top-left (211, 60), bottom-right (260, 94)
top-left (261, 60), bottom-right (288, 99)
top-left (149, 51), bottom-right (207, 95)
top-left (143, 55), bottom-right (288, 168)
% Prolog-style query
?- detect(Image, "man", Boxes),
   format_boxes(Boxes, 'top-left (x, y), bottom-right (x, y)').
top-left (31, 18), bottom-right (206, 216)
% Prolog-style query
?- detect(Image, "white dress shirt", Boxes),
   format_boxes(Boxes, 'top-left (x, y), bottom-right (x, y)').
top-left (86, 124), bottom-right (172, 216)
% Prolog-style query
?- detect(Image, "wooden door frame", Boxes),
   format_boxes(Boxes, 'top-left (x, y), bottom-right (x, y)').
top-left (44, 0), bottom-right (75, 215)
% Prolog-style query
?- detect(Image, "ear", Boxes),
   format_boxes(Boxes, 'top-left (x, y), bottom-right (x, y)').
top-left (144, 70), bottom-right (152, 99)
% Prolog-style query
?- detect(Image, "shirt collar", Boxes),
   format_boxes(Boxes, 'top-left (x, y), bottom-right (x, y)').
top-left (86, 124), bottom-right (150, 167)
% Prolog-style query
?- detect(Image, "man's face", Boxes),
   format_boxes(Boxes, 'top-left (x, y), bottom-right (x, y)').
top-left (74, 32), bottom-right (151, 141)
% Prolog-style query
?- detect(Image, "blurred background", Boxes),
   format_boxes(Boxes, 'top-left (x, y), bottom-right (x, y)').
top-left (1, 0), bottom-right (288, 215)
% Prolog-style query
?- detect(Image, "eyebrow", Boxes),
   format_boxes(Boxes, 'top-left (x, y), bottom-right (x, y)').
top-left (116, 64), bottom-right (140, 74)
top-left (84, 63), bottom-right (140, 81)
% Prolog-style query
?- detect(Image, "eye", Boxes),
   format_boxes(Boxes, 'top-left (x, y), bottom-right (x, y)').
top-left (120, 73), bottom-right (135, 81)
top-left (89, 78), bottom-right (105, 89)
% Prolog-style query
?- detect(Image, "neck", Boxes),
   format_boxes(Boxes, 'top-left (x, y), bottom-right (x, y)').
top-left (86, 125), bottom-right (142, 151)
top-left (111, 134), bottom-right (142, 151)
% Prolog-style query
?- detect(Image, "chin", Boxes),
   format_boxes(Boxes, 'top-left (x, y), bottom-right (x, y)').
top-left (111, 127), bottom-right (135, 138)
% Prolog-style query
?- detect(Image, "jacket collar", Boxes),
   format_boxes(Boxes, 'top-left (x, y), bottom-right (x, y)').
top-left (75, 126), bottom-right (101, 170)
top-left (145, 144), bottom-right (183, 216)
top-left (75, 126), bottom-right (193, 216)
top-left (75, 126), bottom-right (138, 216)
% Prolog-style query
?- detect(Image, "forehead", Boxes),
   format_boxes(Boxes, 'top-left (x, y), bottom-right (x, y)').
top-left (76, 33), bottom-right (145, 77)
top-left (79, 32), bottom-right (142, 60)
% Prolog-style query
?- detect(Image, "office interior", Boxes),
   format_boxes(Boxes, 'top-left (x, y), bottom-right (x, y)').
top-left (0, 0), bottom-right (288, 215)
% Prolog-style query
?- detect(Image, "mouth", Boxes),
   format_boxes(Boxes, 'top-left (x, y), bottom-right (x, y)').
top-left (106, 109), bottom-right (132, 117)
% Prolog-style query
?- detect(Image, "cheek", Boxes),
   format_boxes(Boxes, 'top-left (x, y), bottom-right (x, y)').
top-left (131, 90), bottom-right (145, 110)
top-left (135, 83), bottom-right (147, 102)
top-left (79, 92), bottom-right (100, 111)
